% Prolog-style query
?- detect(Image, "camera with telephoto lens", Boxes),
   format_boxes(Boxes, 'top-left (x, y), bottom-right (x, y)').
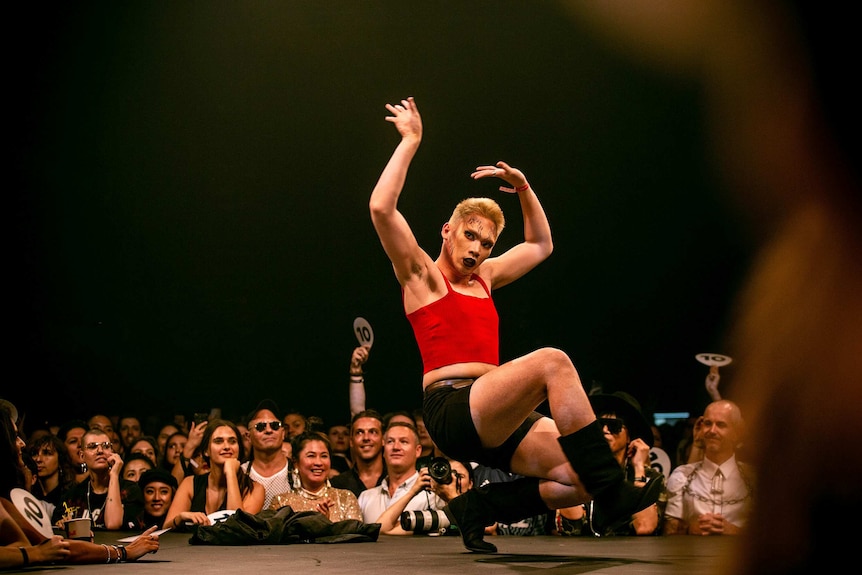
top-left (416, 456), bottom-right (452, 484)
top-left (400, 509), bottom-right (452, 534)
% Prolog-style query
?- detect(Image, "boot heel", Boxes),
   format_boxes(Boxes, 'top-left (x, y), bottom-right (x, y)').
top-left (444, 492), bottom-right (497, 554)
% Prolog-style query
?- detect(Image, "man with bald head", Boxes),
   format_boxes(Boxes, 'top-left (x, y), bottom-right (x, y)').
top-left (662, 400), bottom-right (753, 535)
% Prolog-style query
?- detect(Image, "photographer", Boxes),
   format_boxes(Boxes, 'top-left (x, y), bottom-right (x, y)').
top-left (423, 457), bottom-right (473, 505)
top-left (357, 422), bottom-right (445, 535)
top-left (400, 457), bottom-right (478, 536)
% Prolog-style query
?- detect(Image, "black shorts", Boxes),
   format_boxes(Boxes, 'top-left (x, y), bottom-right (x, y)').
top-left (422, 382), bottom-right (542, 471)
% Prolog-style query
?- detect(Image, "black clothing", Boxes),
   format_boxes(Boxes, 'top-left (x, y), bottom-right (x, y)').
top-left (329, 467), bottom-right (385, 498)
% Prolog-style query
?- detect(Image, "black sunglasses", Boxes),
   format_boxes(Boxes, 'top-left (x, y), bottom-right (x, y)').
top-left (598, 418), bottom-right (626, 435)
top-left (252, 421), bottom-right (283, 432)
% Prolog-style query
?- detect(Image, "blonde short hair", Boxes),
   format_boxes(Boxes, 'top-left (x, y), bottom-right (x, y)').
top-left (449, 198), bottom-right (505, 237)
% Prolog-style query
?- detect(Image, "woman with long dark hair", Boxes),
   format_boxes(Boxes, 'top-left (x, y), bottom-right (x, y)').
top-left (163, 419), bottom-right (264, 529)
top-left (0, 403), bottom-right (26, 499)
top-left (27, 434), bottom-right (76, 512)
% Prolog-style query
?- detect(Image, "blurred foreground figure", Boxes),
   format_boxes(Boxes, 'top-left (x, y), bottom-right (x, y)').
top-left (560, 1), bottom-right (861, 572)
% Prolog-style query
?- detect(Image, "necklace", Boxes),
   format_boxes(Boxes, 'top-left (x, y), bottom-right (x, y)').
top-left (85, 480), bottom-right (109, 524)
top-left (298, 485), bottom-right (328, 500)
top-left (678, 461), bottom-right (754, 506)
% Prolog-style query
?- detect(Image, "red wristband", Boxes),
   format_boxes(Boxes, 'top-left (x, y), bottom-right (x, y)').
top-left (515, 183), bottom-right (530, 192)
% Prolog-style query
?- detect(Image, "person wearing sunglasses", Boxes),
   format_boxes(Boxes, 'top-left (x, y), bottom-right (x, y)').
top-left (52, 428), bottom-right (144, 530)
top-left (554, 391), bottom-right (665, 537)
top-left (239, 400), bottom-right (293, 510)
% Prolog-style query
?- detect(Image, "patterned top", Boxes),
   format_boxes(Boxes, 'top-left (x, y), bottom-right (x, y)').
top-left (241, 460), bottom-right (292, 510)
top-left (269, 485), bottom-right (363, 523)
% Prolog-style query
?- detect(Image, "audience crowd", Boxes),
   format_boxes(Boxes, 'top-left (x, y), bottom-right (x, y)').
top-left (1, 347), bottom-right (753, 569)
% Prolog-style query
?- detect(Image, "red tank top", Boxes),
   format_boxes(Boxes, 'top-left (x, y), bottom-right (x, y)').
top-left (405, 273), bottom-right (499, 374)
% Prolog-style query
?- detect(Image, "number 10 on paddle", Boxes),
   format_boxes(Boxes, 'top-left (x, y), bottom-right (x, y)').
top-left (354, 317), bottom-right (374, 348)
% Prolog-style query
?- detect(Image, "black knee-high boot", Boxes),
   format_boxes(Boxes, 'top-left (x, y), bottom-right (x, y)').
top-left (444, 477), bottom-right (547, 553)
top-left (557, 420), bottom-right (661, 533)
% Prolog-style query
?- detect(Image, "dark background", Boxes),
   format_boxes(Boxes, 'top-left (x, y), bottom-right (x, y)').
top-left (9, 2), bottom-right (756, 432)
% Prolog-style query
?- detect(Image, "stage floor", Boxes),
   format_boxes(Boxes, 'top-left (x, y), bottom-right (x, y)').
top-left (15, 530), bottom-right (738, 574)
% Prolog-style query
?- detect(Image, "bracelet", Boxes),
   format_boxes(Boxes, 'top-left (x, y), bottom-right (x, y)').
top-left (19, 547), bottom-right (29, 568)
top-left (515, 183), bottom-right (530, 192)
top-left (117, 544), bottom-right (127, 562)
top-left (633, 476), bottom-right (647, 483)
top-left (102, 544), bottom-right (111, 563)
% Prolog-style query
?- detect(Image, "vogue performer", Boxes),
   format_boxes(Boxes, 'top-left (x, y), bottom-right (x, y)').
top-left (368, 96), bottom-right (661, 553)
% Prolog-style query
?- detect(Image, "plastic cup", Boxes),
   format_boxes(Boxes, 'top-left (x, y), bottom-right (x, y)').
top-left (65, 517), bottom-right (92, 540)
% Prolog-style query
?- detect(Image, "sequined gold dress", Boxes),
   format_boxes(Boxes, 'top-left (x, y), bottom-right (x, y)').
top-left (269, 485), bottom-right (363, 523)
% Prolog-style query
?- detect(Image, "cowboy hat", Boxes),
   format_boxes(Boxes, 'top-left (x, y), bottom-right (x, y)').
top-left (589, 391), bottom-right (653, 447)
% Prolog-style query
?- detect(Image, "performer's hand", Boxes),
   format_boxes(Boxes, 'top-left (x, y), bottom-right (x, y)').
top-left (385, 96), bottom-right (422, 141)
top-left (471, 160), bottom-right (528, 193)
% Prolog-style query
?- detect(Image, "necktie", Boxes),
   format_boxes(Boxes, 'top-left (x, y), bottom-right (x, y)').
top-left (711, 469), bottom-right (724, 514)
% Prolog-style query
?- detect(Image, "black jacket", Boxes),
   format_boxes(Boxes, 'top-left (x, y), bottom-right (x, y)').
top-left (189, 506), bottom-right (380, 545)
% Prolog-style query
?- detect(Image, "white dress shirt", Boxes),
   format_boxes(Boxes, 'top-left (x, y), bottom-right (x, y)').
top-left (664, 454), bottom-right (753, 528)
top-left (357, 471), bottom-right (445, 524)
